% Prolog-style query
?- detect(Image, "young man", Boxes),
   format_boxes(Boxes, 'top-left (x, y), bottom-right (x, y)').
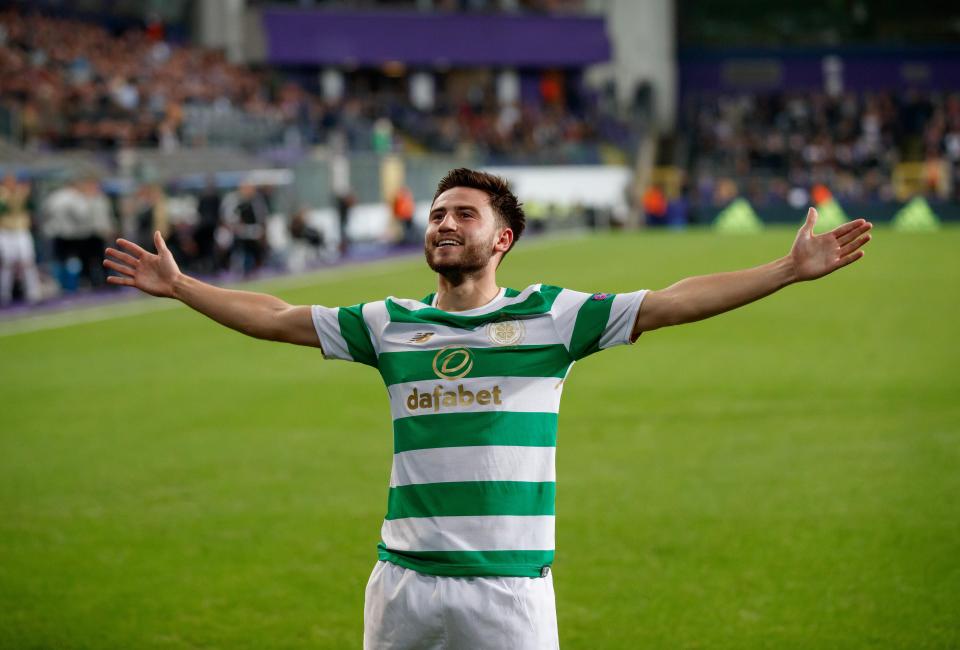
top-left (103, 168), bottom-right (872, 649)
top-left (0, 174), bottom-right (42, 306)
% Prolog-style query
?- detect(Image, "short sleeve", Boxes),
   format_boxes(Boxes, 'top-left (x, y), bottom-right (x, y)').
top-left (550, 288), bottom-right (648, 361)
top-left (310, 303), bottom-right (381, 367)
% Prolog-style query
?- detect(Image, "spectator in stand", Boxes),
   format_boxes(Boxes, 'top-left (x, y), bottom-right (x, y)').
top-left (0, 174), bottom-right (41, 305)
top-left (643, 184), bottom-right (668, 227)
top-left (195, 176), bottom-right (222, 273)
top-left (163, 192), bottom-right (202, 272)
top-left (42, 177), bottom-right (114, 291)
top-left (665, 183), bottom-right (690, 229)
top-left (79, 177), bottom-right (116, 288)
top-left (226, 182), bottom-right (268, 277)
top-left (288, 207), bottom-right (325, 272)
top-left (330, 145), bottom-right (354, 256)
top-left (392, 186), bottom-right (416, 246)
top-left (42, 180), bottom-right (87, 290)
top-left (132, 184), bottom-right (168, 250)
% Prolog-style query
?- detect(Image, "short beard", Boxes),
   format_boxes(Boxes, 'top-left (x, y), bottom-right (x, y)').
top-left (425, 237), bottom-right (495, 284)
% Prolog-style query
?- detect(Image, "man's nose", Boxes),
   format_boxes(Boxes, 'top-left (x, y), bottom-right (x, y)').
top-left (437, 212), bottom-right (457, 230)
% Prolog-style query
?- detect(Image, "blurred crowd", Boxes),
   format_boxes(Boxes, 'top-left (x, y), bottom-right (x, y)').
top-left (391, 80), bottom-right (630, 164)
top-left (0, 10), bottom-right (308, 150)
top-left (684, 90), bottom-right (960, 207)
top-left (0, 10), bottom-right (627, 163)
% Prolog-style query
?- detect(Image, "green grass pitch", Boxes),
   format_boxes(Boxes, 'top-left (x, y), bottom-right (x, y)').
top-left (1, 227), bottom-right (958, 649)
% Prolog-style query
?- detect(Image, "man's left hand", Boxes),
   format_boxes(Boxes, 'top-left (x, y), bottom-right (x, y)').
top-left (789, 207), bottom-right (872, 282)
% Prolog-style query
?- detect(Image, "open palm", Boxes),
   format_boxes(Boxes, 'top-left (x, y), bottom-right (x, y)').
top-left (103, 231), bottom-right (181, 298)
top-left (790, 207), bottom-right (872, 282)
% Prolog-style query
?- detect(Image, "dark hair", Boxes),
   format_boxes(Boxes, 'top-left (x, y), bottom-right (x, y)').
top-left (433, 168), bottom-right (526, 255)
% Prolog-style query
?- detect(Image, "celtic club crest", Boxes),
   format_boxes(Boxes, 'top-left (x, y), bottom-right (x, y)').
top-left (486, 319), bottom-right (525, 346)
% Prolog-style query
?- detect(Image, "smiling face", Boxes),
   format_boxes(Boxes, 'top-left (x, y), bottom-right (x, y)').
top-left (424, 186), bottom-right (513, 280)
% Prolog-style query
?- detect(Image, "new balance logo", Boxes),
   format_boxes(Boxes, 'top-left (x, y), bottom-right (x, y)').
top-left (408, 332), bottom-right (435, 344)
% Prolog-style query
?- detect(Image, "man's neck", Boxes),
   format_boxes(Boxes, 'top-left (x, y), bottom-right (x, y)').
top-left (434, 270), bottom-right (501, 312)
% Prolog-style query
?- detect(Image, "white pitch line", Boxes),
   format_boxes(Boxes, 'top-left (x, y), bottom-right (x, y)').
top-left (0, 233), bottom-right (584, 338)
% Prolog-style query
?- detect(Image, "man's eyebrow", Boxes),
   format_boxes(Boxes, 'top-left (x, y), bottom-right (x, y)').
top-left (430, 204), bottom-right (480, 213)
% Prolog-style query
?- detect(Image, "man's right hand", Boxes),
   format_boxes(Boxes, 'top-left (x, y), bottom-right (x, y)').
top-left (103, 230), bottom-right (320, 348)
top-left (104, 231), bottom-right (181, 298)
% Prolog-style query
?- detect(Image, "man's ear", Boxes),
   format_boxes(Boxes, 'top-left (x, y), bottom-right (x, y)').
top-left (494, 227), bottom-right (514, 254)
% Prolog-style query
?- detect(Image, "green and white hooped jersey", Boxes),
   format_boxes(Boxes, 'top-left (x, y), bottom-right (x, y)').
top-left (311, 284), bottom-right (647, 578)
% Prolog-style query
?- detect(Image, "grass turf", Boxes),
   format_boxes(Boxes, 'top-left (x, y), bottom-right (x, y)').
top-left (1, 227), bottom-right (958, 649)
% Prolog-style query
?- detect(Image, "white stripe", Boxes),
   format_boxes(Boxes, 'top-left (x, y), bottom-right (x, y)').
top-left (362, 301), bottom-right (391, 357)
top-left (387, 296), bottom-right (434, 311)
top-left (390, 445), bottom-right (556, 487)
top-left (386, 375), bottom-right (564, 420)
top-left (381, 515), bottom-right (555, 552)
top-left (599, 289), bottom-right (648, 349)
top-left (550, 288), bottom-right (591, 352)
top-left (311, 305), bottom-right (351, 361)
top-left (379, 314), bottom-right (562, 353)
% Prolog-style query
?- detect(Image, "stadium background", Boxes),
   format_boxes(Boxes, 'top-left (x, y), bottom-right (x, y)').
top-left (1, 0), bottom-right (958, 648)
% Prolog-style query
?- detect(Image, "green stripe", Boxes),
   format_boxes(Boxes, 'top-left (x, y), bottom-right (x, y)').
top-left (393, 411), bottom-right (558, 453)
top-left (338, 304), bottom-right (378, 367)
top-left (386, 481), bottom-right (555, 519)
top-left (421, 292), bottom-right (436, 306)
top-left (568, 293), bottom-right (615, 360)
top-left (377, 546), bottom-right (554, 578)
top-left (379, 344), bottom-right (571, 386)
top-left (387, 285), bottom-right (563, 329)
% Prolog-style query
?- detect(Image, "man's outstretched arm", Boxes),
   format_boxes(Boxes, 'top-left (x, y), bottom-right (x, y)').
top-left (103, 231), bottom-right (320, 348)
top-left (633, 208), bottom-right (872, 337)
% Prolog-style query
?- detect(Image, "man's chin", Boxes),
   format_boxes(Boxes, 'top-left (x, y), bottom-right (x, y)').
top-left (427, 260), bottom-right (470, 275)
top-left (425, 252), bottom-right (482, 276)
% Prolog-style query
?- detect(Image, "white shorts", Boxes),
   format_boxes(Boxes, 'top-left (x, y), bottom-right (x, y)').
top-left (363, 560), bottom-right (559, 650)
top-left (0, 230), bottom-right (35, 266)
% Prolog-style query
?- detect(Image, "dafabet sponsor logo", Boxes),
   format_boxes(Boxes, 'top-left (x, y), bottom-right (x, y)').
top-left (405, 346), bottom-right (504, 413)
